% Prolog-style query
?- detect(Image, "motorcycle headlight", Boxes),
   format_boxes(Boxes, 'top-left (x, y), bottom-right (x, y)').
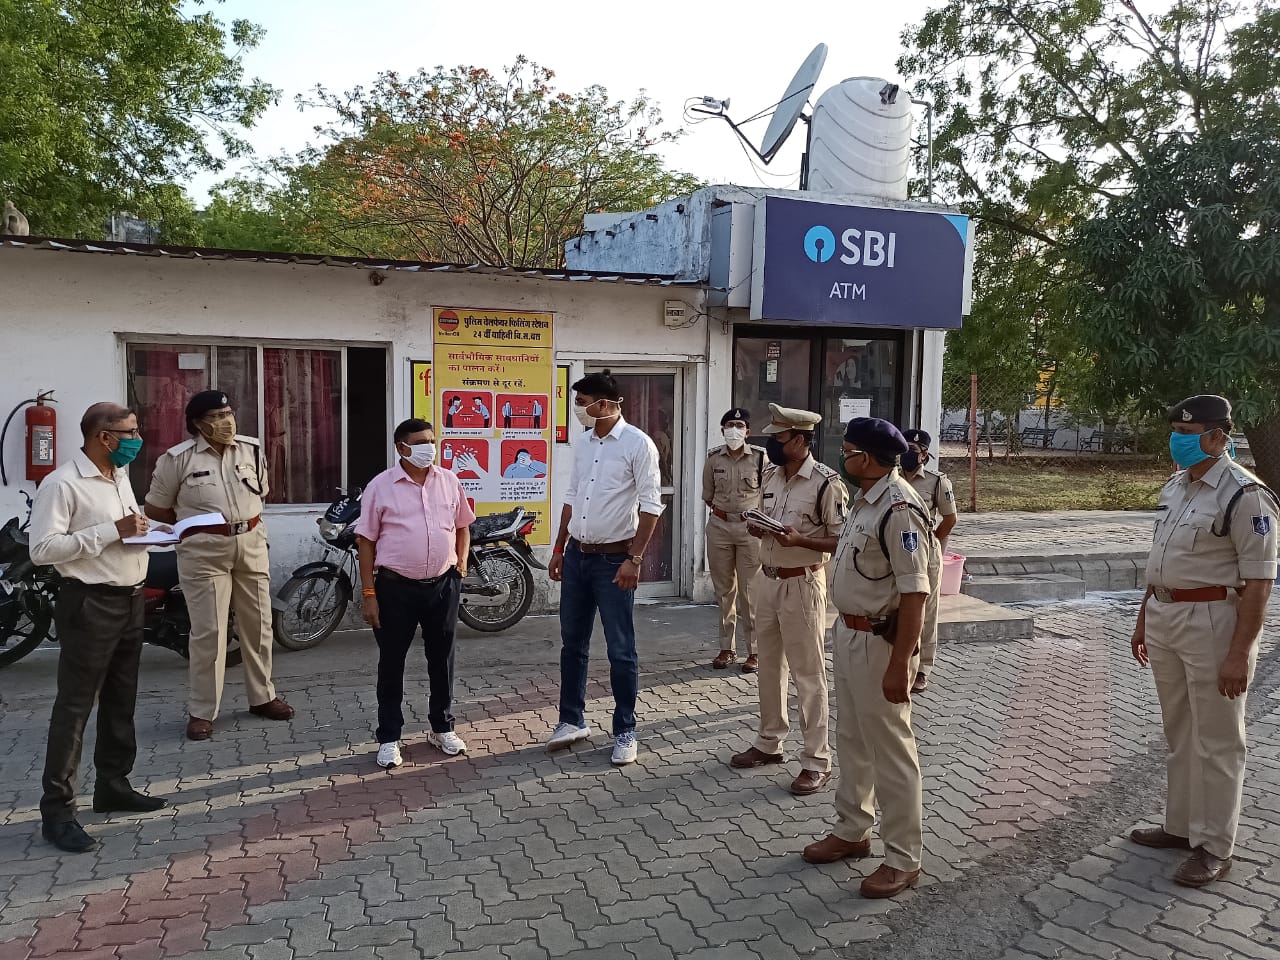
top-left (318, 519), bottom-right (344, 541)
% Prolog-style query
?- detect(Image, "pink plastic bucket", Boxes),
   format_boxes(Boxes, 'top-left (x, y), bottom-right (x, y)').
top-left (941, 553), bottom-right (965, 595)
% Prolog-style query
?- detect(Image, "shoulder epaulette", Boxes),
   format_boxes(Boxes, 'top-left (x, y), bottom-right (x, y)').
top-left (163, 439), bottom-right (196, 456)
top-left (812, 461), bottom-right (839, 480)
top-left (234, 434), bottom-right (260, 446)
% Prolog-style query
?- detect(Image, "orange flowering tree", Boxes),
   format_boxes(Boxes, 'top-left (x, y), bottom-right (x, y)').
top-left (210, 58), bottom-right (700, 266)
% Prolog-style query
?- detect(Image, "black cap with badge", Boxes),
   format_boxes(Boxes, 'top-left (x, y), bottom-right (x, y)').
top-left (902, 429), bottom-right (932, 449)
top-left (1167, 395), bottom-right (1232, 425)
top-left (721, 407), bottom-right (750, 426)
top-left (185, 390), bottom-right (231, 432)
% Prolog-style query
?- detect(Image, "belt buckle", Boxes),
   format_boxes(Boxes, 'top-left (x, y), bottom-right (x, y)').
top-left (762, 565), bottom-right (779, 579)
top-left (231, 520), bottom-right (249, 535)
top-left (1153, 586), bottom-right (1173, 603)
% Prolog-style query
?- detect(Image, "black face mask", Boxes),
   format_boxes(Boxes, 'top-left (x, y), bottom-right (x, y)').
top-left (765, 436), bottom-right (790, 466)
top-left (901, 450), bottom-right (922, 473)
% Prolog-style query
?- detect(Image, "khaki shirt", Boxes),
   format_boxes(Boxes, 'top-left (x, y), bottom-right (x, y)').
top-left (831, 472), bottom-right (938, 617)
top-left (1146, 457), bottom-right (1278, 588)
top-left (145, 435), bottom-right (268, 523)
top-left (758, 455), bottom-right (848, 568)
top-left (905, 468), bottom-right (957, 524)
top-left (28, 451), bottom-right (149, 586)
top-left (702, 444), bottom-right (766, 514)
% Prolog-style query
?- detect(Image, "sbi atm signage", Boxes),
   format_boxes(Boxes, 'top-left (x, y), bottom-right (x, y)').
top-left (749, 195), bottom-right (971, 329)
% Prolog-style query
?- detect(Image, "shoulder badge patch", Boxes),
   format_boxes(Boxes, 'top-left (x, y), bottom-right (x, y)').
top-left (1253, 516), bottom-right (1271, 536)
top-left (901, 530), bottom-right (920, 553)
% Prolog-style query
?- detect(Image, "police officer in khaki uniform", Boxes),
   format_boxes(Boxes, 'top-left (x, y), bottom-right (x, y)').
top-left (803, 417), bottom-right (939, 899)
top-left (730, 403), bottom-right (847, 796)
top-left (702, 407), bottom-right (766, 672)
top-left (145, 391), bottom-right (294, 740)
top-left (900, 429), bottom-right (957, 693)
top-left (1129, 395), bottom-right (1276, 887)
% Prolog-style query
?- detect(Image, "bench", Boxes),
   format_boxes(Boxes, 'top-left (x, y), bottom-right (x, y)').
top-left (1079, 429), bottom-right (1134, 452)
top-left (1019, 426), bottom-right (1057, 448)
top-left (940, 421), bottom-right (970, 442)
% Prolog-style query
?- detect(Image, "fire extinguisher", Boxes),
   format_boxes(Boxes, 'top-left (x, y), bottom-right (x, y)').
top-left (26, 392), bottom-right (57, 483)
top-left (1, 390), bottom-right (57, 486)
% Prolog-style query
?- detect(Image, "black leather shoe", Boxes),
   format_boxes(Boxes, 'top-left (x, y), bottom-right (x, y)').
top-left (93, 788), bottom-right (168, 814)
top-left (42, 819), bottom-right (97, 853)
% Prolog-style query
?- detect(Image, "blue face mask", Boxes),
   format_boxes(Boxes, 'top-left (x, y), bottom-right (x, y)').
top-left (1169, 430), bottom-right (1217, 469)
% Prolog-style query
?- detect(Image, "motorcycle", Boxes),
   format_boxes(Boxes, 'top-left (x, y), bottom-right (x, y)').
top-left (0, 496), bottom-right (58, 669)
top-left (142, 550), bottom-right (243, 667)
top-left (272, 488), bottom-right (544, 650)
top-left (0, 492), bottom-right (241, 669)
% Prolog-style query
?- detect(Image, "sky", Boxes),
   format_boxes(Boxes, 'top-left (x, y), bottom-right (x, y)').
top-left (189, 0), bottom-right (940, 204)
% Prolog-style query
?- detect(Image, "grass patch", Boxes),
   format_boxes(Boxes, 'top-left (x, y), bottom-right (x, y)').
top-left (939, 456), bottom-right (1171, 512)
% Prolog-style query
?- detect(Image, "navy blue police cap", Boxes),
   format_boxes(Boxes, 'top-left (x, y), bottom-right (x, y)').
top-left (844, 417), bottom-right (909, 458)
top-left (1167, 395), bottom-right (1231, 424)
top-left (721, 407), bottom-right (751, 426)
top-left (902, 428), bottom-right (932, 449)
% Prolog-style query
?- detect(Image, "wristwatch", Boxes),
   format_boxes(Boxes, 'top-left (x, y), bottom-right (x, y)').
top-left (629, 554), bottom-right (644, 566)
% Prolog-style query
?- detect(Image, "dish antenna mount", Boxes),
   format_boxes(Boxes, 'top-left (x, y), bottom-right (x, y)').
top-left (690, 43), bottom-right (828, 184)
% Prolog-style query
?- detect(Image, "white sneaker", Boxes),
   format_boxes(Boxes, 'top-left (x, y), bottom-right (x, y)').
top-left (611, 732), bottom-right (638, 766)
top-left (428, 731), bottom-right (467, 756)
top-left (376, 742), bottom-right (402, 768)
top-left (546, 722), bottom-right (592, 752)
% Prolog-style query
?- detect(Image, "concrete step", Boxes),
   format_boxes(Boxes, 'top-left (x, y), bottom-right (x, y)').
top-left (962, 553), bottom-right (1146, 592)
top-left (962, 573), bottom-right (1086, 604)
top-left (938, 593), bottom-right (1034, 643)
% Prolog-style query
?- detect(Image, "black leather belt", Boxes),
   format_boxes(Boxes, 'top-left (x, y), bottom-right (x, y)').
top-left (61, 578), bottom-right (142, 597)
top-left (569, 538), bottom-right (631, 555)
top-left (378, 567), bottom-right (454, 586)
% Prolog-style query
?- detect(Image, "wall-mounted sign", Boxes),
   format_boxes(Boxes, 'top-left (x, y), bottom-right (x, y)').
top-left (433, 308), bottom-right (555, 544)
top-left (410, 360), bottom-right (432, 422)
top-left (750, 195), bottom-right (971, 329)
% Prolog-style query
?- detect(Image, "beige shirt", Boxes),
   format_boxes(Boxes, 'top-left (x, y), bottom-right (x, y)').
top-left (146, 434), bottom-right (268, 523)
top-left (1145, 457), bottom-right (1278, 588)
top-left (831, 472), bottom-right (938, 617)
top-left (28, 451), bottom-right (149, 586)
top-left (702, 444), bottom-right (766, 514)
top-left (758, 455), bottom-right (848, 568)
top-left (905, 468), bottom-right (957, 524)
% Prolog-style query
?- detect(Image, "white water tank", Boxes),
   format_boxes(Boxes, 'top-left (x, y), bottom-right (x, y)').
top-left (806, 77), bottom-right (913, 200)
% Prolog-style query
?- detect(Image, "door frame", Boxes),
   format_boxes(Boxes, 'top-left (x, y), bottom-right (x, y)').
top-left (586, 362), bottom-right (688, 600)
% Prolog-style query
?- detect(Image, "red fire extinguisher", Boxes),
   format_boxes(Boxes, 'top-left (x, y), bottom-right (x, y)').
top-left (26, 391), bottom-right (57, 484)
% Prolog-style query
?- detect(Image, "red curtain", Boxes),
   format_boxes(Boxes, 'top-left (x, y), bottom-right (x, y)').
top-left (125, 345), bottom-right (210, 500)
top-left (263, 348), bottom-right (342, 504)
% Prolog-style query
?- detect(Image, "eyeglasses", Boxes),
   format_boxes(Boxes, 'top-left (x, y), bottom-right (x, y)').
top-left (106, 428), bottom-right (141, 439)
top-left (201, 410), bottom-right (235, 423)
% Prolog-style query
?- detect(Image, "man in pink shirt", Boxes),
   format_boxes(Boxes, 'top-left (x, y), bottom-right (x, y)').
top-left (356, 418), bottom-right (476, 769)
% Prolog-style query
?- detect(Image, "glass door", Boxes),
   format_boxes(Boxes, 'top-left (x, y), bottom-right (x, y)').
top-left (592, 368), bottom-right (682, 598)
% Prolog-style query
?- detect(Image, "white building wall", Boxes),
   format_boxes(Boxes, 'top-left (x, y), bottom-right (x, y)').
top-left (0, 247), bottom-right (711, 609)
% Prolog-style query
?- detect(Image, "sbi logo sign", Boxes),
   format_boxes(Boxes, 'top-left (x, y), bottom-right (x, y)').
top-left (802, 224), bottom-right (898, 268)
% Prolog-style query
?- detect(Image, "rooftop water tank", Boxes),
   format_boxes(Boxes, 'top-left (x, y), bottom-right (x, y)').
top-left (806, 77), bottom-right (913, 200)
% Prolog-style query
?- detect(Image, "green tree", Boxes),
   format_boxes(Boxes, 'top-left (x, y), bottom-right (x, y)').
top-left (206, 58), bottom-right (701, 266)
top-left (1069, 118), bottom-right (1280, 484)
top-left (0, 0), bottom-right (276, 237)
top-left (901, 1), bottom-right (1280, 464)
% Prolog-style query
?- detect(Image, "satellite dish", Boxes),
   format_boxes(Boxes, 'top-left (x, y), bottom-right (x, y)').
top-left (759, 43), bottom-right (828, 162)
top-left (687, 42), bottom-right (828, 171)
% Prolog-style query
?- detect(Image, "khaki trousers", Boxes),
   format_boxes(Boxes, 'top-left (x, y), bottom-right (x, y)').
top-left (705, 516), bottom-right (760, 655)
top-left (177, 526), bottom-right (276, 720)
top-left (831, 623), bottom-right (923, 871)
top-left (918, 585), bottom-right (940, 679)
top-left (752, 569), bottom-right (830, 773)
top-left (1145, 595), bottom-right (1254, 859)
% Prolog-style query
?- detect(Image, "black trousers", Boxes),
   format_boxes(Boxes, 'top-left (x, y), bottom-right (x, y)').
top-left (41, 581), bottom-right (144, 823)
top-left (374, 569), bottom-right (462, 743)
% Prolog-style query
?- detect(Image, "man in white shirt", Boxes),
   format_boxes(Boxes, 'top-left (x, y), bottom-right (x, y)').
top-left (547, 370), bottom-right (663, 765)
top-left (29, 403), bottom-right (166, 853)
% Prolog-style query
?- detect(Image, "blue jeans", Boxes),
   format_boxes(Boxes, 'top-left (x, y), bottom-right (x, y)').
top-left (558, 543), bottom-right (638, 736)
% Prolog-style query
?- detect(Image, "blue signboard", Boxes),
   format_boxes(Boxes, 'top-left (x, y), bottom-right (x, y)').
top-left (750, 195), bottom-right (970, 329)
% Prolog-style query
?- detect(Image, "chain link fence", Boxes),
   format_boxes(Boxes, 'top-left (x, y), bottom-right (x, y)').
top-left (936, 372), bottom-right (1259, 512)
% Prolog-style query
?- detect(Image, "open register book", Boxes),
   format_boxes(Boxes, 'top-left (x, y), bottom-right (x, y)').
top-left (123, 512), bottom-right (226, 545)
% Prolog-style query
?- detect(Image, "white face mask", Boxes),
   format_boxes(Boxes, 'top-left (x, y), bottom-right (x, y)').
top-left (575, 397), bottom-right (619, 427)
top-left (399, 442), bottom-right (436, 468)
top-left (722, 426), bottom-right (747, 450)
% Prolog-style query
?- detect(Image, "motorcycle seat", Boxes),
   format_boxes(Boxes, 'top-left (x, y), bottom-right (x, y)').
top-left (145, 550), bottom-right (180, 591)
